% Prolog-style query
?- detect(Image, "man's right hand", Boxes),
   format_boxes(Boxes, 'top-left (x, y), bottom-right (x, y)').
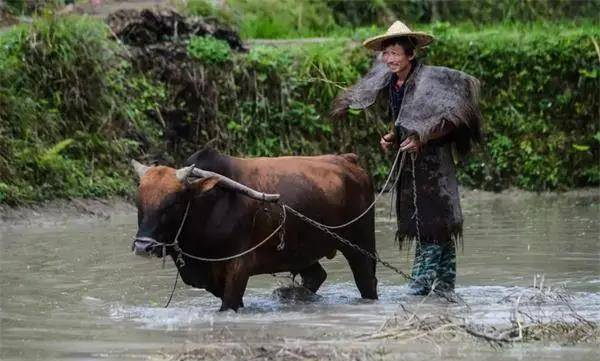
top-left (380, 132), bottom-right (395, 152)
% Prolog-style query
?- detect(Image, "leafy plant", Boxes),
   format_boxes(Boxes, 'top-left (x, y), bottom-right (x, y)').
top-left (187, 36), bottom-right (232, 65)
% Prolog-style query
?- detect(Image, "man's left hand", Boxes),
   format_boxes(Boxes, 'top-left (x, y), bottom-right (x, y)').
top-left (399, 135), bottom-right (421, 153)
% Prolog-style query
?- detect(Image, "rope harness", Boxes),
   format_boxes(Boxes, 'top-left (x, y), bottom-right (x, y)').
top-left (137, 148), bottom-right (427, 307)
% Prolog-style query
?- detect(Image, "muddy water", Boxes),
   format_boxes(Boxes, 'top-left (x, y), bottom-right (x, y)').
top-left (1, 190), bottom-right (599, 360)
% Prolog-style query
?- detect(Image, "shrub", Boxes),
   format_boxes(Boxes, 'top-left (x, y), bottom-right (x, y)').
top-left (424, 22), bottom-right (599, 190)
top-left (0, 14), bottom-right (164, 204)
top-left (187, 36), bottom-right (232, 65)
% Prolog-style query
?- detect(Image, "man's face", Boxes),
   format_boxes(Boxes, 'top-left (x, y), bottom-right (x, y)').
top-left (382, 44), bottom-right (414, 74)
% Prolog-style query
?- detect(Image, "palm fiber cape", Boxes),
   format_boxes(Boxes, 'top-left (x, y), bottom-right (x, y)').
top-left (333, 57), bottom-right (483, 247)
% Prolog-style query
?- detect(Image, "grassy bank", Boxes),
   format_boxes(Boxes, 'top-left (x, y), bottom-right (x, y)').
top-left (0, 14), bottom-right (161, 203)
top-left (179, 0), bottom-right (599, 39)
top-left (0, 14), bottom-right (598, 205)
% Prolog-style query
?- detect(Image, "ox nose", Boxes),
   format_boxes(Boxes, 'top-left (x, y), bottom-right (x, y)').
top-left (132, 237), bottom-right (156, 257)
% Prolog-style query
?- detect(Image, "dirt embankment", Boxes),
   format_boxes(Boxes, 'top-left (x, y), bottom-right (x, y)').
top-left (0, 197), bottom-right (135, 229)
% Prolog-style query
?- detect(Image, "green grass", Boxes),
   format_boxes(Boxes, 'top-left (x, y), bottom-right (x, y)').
top-left (0, 14), bottom-right (165, 204)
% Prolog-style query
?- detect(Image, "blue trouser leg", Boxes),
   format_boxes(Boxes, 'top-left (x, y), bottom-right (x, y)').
top-left (409, 241), bottom-right (456, 295)
top-left (436, 242), bottom-right (456, 292)
top-left (409, 243), bottom-right (442, 295)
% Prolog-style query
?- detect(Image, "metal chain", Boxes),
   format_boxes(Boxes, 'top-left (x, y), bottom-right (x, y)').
top-left (276, 149), bottom-right (414, 280)
top-left (164, 268), bottom-right (179, 308)
top-left (281, 150), bottom-right (406, 235)
top-left (284, 205), bottom-right (414, 281)
top-left (411, 153), bottom-right (422, 245)
top-left (142, 149), bottom-right (406, 267)
top-left (276, 202), bottom-right (286, 251)
top-left (293, 148), bottom-right (405, 230)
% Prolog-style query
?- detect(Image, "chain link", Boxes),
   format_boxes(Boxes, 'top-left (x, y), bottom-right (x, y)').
top-left (284, 205), bottom-right (414, 281)
top-left (411, 153), bottom-right (422, 245)
top-left (276, 202), bottom-right (286, 251)
top-left (282, 151), bottom-right (422, 284)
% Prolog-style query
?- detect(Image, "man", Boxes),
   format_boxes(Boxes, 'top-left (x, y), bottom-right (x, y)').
top-left (332, 21), bottom-right (482, 295)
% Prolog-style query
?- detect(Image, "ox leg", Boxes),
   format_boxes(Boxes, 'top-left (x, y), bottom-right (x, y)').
top-left (206, 283), bottom-right (224, 299)
top-left (299, 262), bottom-right (327, 293)
top-left (341, 244), bottom-right (378, 300)
top-left (219, 270), bottom-right (249, 312)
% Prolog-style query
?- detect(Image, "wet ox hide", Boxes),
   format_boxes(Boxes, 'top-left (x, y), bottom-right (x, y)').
top-left (132, 148), bottom-right (378, 311)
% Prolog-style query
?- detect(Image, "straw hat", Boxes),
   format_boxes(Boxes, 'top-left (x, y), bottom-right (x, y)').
top-left (363, 20), bottom-right (434, 51)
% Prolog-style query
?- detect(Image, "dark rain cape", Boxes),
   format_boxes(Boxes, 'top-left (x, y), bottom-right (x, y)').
top-left (333, 57), bottom-right (483, 247)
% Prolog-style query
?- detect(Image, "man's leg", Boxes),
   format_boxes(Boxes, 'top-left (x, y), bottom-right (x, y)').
top-left (408, 242), bottom-right (442, 295)
top-left (435, 241), bottom-right (457, 293)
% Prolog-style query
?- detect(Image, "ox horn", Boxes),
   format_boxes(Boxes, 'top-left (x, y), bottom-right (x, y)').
top-left (187, 168), bottom-right (280, 203)
top-left (175, 164), bottom-right (195, 182)
top-left (131, 160), bottom-right (151, 178)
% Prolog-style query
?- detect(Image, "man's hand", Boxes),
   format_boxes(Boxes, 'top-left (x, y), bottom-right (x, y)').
top-left (380, 132), bottom-right (395, 152)
top-left (399, 135), bottom-right (421, 153)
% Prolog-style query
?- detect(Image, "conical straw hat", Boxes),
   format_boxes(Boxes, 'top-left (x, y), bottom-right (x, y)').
top-left (363, 20), bottom-right (434, 51)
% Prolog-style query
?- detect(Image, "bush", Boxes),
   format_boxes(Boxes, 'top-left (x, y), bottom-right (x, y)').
top-left (187, 36), bottom-right (232, 65)
top-left (181, 0), bottom-right (599, 39)
top-left (327, 0), bottom-right (599, 28)
top-left (424, 22), bottom-right (599, 190)
top-left (0, 14), bottom-right (165, 204)
top-left (182, 0), bottom-right (338, 39)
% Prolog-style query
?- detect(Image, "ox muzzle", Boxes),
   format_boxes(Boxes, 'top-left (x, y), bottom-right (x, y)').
top-left (132, 236), bottom-right (165, 257)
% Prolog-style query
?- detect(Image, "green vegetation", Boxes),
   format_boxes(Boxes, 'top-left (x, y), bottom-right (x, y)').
top-left (425, 22), bottom-right (600, 190)
top-left (326, 0), bottom-right (599, 28)
top-left (183, 0), bottom-right (338, 38)
top-left (0, 12), bottom-right (598, 204)
top-left (188, 36), bottom-right (232, 64)
top-left (179, 0), bottom-right (599, 39)
top-left (0, 14), bottom-right (164, 203)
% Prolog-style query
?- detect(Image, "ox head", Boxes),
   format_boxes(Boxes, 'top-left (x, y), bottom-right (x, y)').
top-left (131, 159), bottom-right (280, 258)
top-left (131, 160), bottom-right (220, 257)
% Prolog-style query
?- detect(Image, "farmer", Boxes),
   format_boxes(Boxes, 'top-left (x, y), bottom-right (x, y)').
top-left (332, 21), bottom-right (482, 295)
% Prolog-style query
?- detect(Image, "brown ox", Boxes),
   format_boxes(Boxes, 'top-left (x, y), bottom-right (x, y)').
top-left (132, 148), bottom-right (377, 311)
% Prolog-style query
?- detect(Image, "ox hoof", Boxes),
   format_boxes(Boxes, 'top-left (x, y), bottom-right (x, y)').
top-left (272, 285), bottom-right (323, 303)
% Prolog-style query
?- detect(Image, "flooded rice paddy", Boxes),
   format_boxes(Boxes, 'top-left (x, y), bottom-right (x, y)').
top-left (1, 190), bottom-right (599, 360)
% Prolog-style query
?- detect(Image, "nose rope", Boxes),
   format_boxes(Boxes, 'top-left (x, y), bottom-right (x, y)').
top-left (134, 201), bottom-right (191, 269)
top-left (135, 200), bottom-right (287, 266)
top-left (170, 200), bottom-right (191, 268)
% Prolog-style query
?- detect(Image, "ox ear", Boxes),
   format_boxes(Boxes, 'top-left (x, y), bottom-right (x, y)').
top-left (192, 176), bottom-right (220, 193)
top-left (131, 160), bottom-right (150, 178)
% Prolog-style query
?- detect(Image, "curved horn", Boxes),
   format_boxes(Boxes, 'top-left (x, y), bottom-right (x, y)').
top-left (131, 160), bottom-right (150, 178)
top-left (190, 168), bottom-right (280, 202)
top-left (175, 164), bottom-right (196, 182)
